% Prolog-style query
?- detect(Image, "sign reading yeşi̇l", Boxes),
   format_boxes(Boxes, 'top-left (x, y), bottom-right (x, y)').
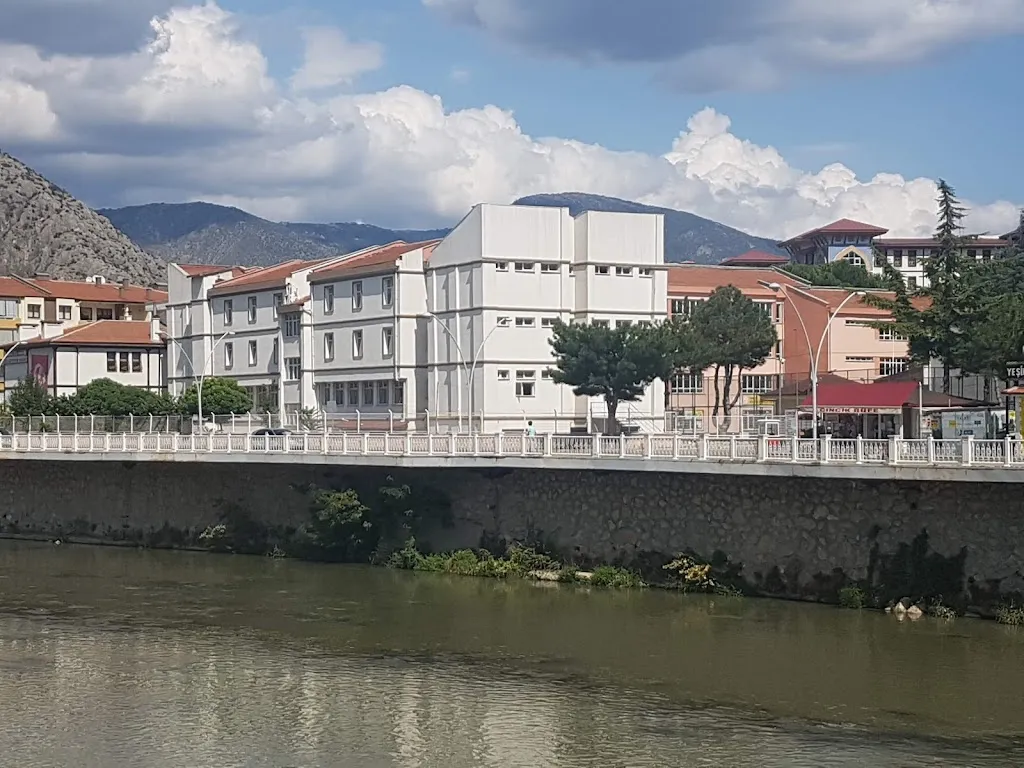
top-left (1007, 361), bottom-right (1024, 380)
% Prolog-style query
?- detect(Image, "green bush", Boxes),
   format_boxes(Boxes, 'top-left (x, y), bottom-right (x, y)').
top-left (996, 603), bottom-right (1024, 626)
top-left (589, 565), bottom-right (645, 589)
top-left (838, 585), bottom-right (866, 609)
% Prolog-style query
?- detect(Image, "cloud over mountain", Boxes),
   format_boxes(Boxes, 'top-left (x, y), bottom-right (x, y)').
top-left (0, 2), bottom-right (1019, 238)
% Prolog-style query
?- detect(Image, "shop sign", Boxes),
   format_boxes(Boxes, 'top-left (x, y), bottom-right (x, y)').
top-left (819, 406), bottom-right (902, 414)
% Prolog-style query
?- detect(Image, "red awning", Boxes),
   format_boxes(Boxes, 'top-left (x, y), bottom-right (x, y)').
top-left (801, 381), bottom-right (919, 414)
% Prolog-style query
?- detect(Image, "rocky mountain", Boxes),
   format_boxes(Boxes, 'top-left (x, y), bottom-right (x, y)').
top-left (0, 153), bottom-right (166, 284)
top-left (99, 203), bottom-right (449, 267)
top-left (513, 193), bottom-right (784, 263)
top-left (100, 195), bottom-right (781, 267)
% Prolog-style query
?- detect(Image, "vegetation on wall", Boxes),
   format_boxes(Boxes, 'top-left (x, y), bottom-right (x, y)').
top-left (780, 260), bottom-right (893, 289)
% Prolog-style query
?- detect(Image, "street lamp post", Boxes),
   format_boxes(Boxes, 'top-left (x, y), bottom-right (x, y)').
top-left (427, 313), bottom-right (507, 432)
top-left (197, 330), bottom-right (235, 428)
top-left (427, 313), bottom-right (469, 431)
top-left (768, 283), bottom-right (865, 440)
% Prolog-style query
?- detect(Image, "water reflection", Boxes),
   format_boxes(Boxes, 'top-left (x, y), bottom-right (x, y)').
top-left (0, 543), bottom-right (1022, 766)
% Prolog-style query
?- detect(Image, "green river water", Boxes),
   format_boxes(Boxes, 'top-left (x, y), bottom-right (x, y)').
top-left (0, 541), bottom-right (1022, 766)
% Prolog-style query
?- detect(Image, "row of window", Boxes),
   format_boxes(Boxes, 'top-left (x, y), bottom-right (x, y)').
top-left (325, 328), bottom-right (393, 361)
top-left (669, 374), bottom-right (780, 394)
top-left (318, 380), bottom-right (405, 407)
top-left (106, 351), bottom-right (144, 373)
top-left (670, 298), bottom-right (782, 322)
top-left (323, 276), bottom-right (394, 314)
top-left (24, 305), bottom-right (115, 321)
top-left (494, 262), bottom-right (654, 277)
top-left (224, 340), bottom-right (277, 370)
top-left (495, 368), bottom-right (553, 397)
top-left (846, 321), bottom-right (908, 341)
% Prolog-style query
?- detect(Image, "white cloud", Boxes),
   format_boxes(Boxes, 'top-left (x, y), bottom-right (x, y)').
top-left (0, 1), bottom-right (1019, 240)
top-left (424, 0), bottom-right (1024, 91)
top-left (290, 26), bottom-right (383, 92)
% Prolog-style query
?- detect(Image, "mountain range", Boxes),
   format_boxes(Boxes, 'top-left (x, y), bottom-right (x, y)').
top-left (2, 151), bottom-right (783, 284)
top-left (100, 194), bottom-right (783, 268)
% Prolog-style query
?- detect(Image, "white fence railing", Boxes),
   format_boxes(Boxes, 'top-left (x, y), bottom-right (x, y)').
top-left (1, 432), bottom-right (1022, 468)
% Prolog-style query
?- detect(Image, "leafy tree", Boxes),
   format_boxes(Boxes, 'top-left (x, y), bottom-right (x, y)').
top-left (178, 376), bottom-right (252, 415)
top-left (676, 285), bottom-right (777, 431)
top-left (779, 260), bottom-right (893, 289)
top-left (7, 375), bottom-right (51, 416)
top-left (68, 378), bottom-right (174, 416)
top-left (548, 320), bottom-right (674, 433)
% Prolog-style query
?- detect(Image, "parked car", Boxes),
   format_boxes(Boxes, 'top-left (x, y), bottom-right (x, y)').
top-left (251, 428), bottom-right (292, 436)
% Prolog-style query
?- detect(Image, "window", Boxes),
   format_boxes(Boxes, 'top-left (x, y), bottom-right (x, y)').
top-left (845, 252), bottom-right (863, 267)
top-left (616, 320), bottom-right (632, 328)
top-left (754, 302), bottom-right (773, 319)
top-left (97, 308), bottom-right (113, 320)
top-left (670, 373), bottom-right (703, 394)
top-left (639, 267), bottom-right (653, 277)
top-left (740, 374), bottom-right (778, 393)
top-left (224, 342), bottom-right (234, 369)
top-left (0, 299), bottom-right (16, 319)
top-left (352, 329), bottom-right (363, 359)
top-left (515, 317), bottom-right (535, 327)
top-left (223, 299), bottom-right (233, 325)
top-left (333, 382), bottom-right (344, 405)
top-left (382, 327), bottom-right (393, 357)
top-left (285, 357), bottom-right (301, 381)
top-left (347, 382), bottom-right (359, 406)
top-left (106, 352), bottom-right (116, 372)
top-left (324, 285), bottom-right (335, 314)
top-left (907, 250), bottom-right (918, 268)
top-left (515, 370), bottom-right (535, 397)
top-left (741, 407), bottom-right (775, 434)
top-left (514, 262), bottom-right (534, 272)
top-left (497, 370), bottom-right (510, 381)
top-left (496, 316), bottom-right (511, 327)
top-left (878, 326), bottom-right (905, 342)
top-left (982, 249), bottom-right (992, 261)
top-left (131, 352), bottom-right (142, 373)
top-left (27, 304), bottom-right (40, 319)
top-left (352, 281), bottom-right (363, 311)
top-left (271, 338), bottom-right (279, 365)
top-left (382, 276), bottom-right (394, 307)
top-left (324, 332), bottom-right (335, 361)
top-left (273, 292), bottom-right (283, 319)
top-left (541, 369), bottom-right (553, 380)
top-left (495, 262), bottom-right (508, 271)
top-left (615, 266), bottom-right (632, 276)
top-left (362, 381), bottom-right (374, 406)
top-left (906, 276), bottom-right (918, 289)
top-left (248, 340), bottom-right (257, 366)
top-left (670, 298), bottom-right (703, 317)
top-left (59, 305), bottom-right (72, 320)
top-left (595, 266), bottom-right (609, 275)
top-left (892, 250), bottom-right (903, 268)
top-left (592, 319), bottom-right (610, 328)
top-left (283, 313), bottom-right (300, 337)
top-left (377, 381), bottom-right (390, 405)
top-left (393, 380), bottom-right (404, 405)
top-left (540, 263), bottom-right (559, 273)
top-left (880, 357), bottom-right (908, 377)
top-left (81, 307), bottom-right (93, 321)
top-left (247, 296), bottom-right (257, 324)
top-left (118, 352), bottom-right (129, 373)
top-left (967, 249), bottom-right (977, 259)
top-left (541, 317), bottom-right (555, 328)
top-left (846, 356), bottom-right (873, 363)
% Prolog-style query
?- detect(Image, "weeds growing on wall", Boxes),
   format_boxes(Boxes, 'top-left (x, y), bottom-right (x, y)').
top-left (996, 603), bottom-right (1024, 626)
top-left (838, 585), bottom-right (867, 610)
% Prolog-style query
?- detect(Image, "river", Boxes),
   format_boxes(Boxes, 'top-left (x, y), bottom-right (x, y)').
top-left (0, 541), bottom-right (1022, 767)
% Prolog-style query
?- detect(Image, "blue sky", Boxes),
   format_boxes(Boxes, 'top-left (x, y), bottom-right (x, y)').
top-left (1, 0), bottom-right (1022, 236)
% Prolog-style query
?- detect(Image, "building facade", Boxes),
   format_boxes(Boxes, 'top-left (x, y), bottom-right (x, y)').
top-left (778, 218), bottom-right (1012, 288)
top-left (0, 320), bottom-right (166, 399)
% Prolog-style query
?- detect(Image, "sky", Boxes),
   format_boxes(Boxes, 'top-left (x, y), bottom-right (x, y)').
top-left (1, 0), bottom-right (1023, 240)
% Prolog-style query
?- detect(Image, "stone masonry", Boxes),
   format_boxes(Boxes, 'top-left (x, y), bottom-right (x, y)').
top-left (1, 460), bottom-right (1022, 595)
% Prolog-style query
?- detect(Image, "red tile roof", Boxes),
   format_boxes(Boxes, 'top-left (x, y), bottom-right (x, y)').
top-left (207, 259), bottom-right (321, 297)
top-left (0, 276), bottom-right (49, 298)
top-left (179, 264), bottom-right (238, 277)
top-left (719, 250), bottom-right (790, 266)
top-left (667, 264), bottom-right (802, 298)
top-left (309, 240), bottom-right (441, 282)
top-left (28, 278), bottom-right (167, 304)
top-left (781, 218), bottom-right (889, 245)
top-left (5, 321), bottom-right (164, 349)
top-left (801, 381), bottom-right (919, 410)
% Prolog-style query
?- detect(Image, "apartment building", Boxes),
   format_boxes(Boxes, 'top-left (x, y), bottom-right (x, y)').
top-left (665, 265), bottom-right (792, 432)
top-left (1, 319), bottom-right (165, 398)
top-left (307, 241), bottom-right (439, 426)
top-left (426, 204), bottom-right (667, 433)
top-left (778, 218), bottom-right (1012, 289)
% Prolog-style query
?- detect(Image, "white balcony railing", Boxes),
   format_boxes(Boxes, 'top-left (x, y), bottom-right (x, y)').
top-left (1, 432), bottom-right (1022, 469)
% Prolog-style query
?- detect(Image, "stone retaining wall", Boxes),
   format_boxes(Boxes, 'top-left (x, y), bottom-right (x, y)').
top-left (1, 460), bottom-right (1021, 599)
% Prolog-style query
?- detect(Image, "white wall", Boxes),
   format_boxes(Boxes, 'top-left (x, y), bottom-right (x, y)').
top-left (2, 345), bottom-right (164, 397)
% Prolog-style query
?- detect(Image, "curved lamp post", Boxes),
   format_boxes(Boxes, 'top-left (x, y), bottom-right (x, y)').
top-left (767, 283), bottom-right (866, 440)
top-left (197, 330), bottom-right (235, 427)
